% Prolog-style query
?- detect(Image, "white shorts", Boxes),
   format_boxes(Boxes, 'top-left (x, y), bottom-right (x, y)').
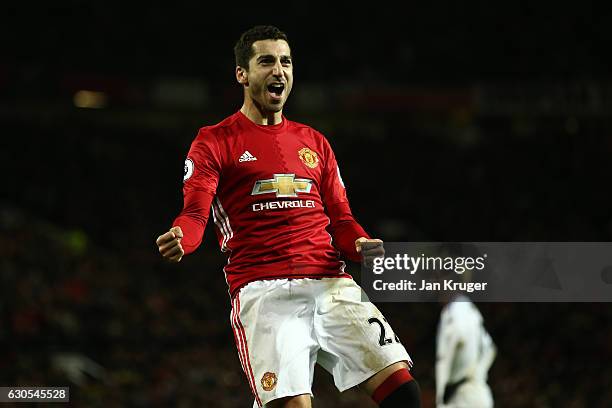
top-left (229, 277), bottom-right (412, 407)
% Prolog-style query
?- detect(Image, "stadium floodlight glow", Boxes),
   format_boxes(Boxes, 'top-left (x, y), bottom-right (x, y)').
top-left (73, 90), bottom-right (107, 109)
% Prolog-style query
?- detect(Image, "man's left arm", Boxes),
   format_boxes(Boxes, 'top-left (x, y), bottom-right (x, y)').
top-left (319, 136), bottom-right (384, 264)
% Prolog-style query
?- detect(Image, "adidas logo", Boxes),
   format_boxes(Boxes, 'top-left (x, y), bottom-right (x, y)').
top-left (239, 151), bottom-right (258, 162)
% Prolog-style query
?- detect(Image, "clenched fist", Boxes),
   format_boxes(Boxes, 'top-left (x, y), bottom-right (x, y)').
top-left (355, 237), bottom-right (384, 267)
top-left (156, 226), bottom-right (184, 262)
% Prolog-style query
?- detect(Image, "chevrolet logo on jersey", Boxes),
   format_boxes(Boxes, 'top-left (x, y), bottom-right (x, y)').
top-left (252, 174), bottom-right (313, 198)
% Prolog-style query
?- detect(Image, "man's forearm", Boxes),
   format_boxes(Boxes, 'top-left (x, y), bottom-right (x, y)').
top-left (172, 190), bottom-right (214, 254)
top-left (326, 201), bottom-right (369, 261)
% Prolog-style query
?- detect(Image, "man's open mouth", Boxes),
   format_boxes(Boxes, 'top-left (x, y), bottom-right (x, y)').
top-left (267, 83), bottom-right (285, 97)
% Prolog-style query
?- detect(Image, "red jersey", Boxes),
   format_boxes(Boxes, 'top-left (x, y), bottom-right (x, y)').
top-left (173, 111), bottom-right (369, 296)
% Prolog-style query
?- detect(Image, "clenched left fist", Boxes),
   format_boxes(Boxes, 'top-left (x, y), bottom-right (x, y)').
top-left (355, 237), bottom-right (384, 267)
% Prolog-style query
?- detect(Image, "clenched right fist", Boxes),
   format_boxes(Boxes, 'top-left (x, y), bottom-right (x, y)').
top-left (156, 226), bottom-right (184, 262)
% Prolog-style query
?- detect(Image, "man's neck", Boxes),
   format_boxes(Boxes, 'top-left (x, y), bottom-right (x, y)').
top-left (240, 101), bottom-right (283, 125)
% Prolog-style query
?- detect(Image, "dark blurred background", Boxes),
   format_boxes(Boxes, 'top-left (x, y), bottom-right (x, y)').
top-left (1, 2), bottom-right (611, 407)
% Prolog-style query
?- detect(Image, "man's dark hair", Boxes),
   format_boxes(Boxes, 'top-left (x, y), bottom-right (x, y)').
top-left (234, 25), bottom-right (289, 70)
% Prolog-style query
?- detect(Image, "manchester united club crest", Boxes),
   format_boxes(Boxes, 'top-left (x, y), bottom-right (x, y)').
top-left (298, 148), bottom-right (319, 169)
top-left (261, 372), bottom-right (277, 391)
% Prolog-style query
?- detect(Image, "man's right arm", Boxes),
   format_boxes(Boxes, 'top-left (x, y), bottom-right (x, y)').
top-left (156, 190), bottom-right (215, 262)
top-left (156, 128), bottom-right (221, 262)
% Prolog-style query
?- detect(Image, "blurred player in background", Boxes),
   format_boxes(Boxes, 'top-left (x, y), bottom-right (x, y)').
top-left (436, 293), bottom-right (496, 408)
top-left (155, 25), bottom-right (420, 407)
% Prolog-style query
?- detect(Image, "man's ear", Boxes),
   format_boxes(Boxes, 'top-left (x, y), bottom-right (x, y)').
top-left (236, 66), bottom-right (248, 86)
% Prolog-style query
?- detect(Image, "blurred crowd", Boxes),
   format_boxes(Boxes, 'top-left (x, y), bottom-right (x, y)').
top-left (2, 105), bottom-right (612, 406)
top-left (2, 5), bottom-right (611, 405)
top-left (2, 202), bottom-right (612, 407)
